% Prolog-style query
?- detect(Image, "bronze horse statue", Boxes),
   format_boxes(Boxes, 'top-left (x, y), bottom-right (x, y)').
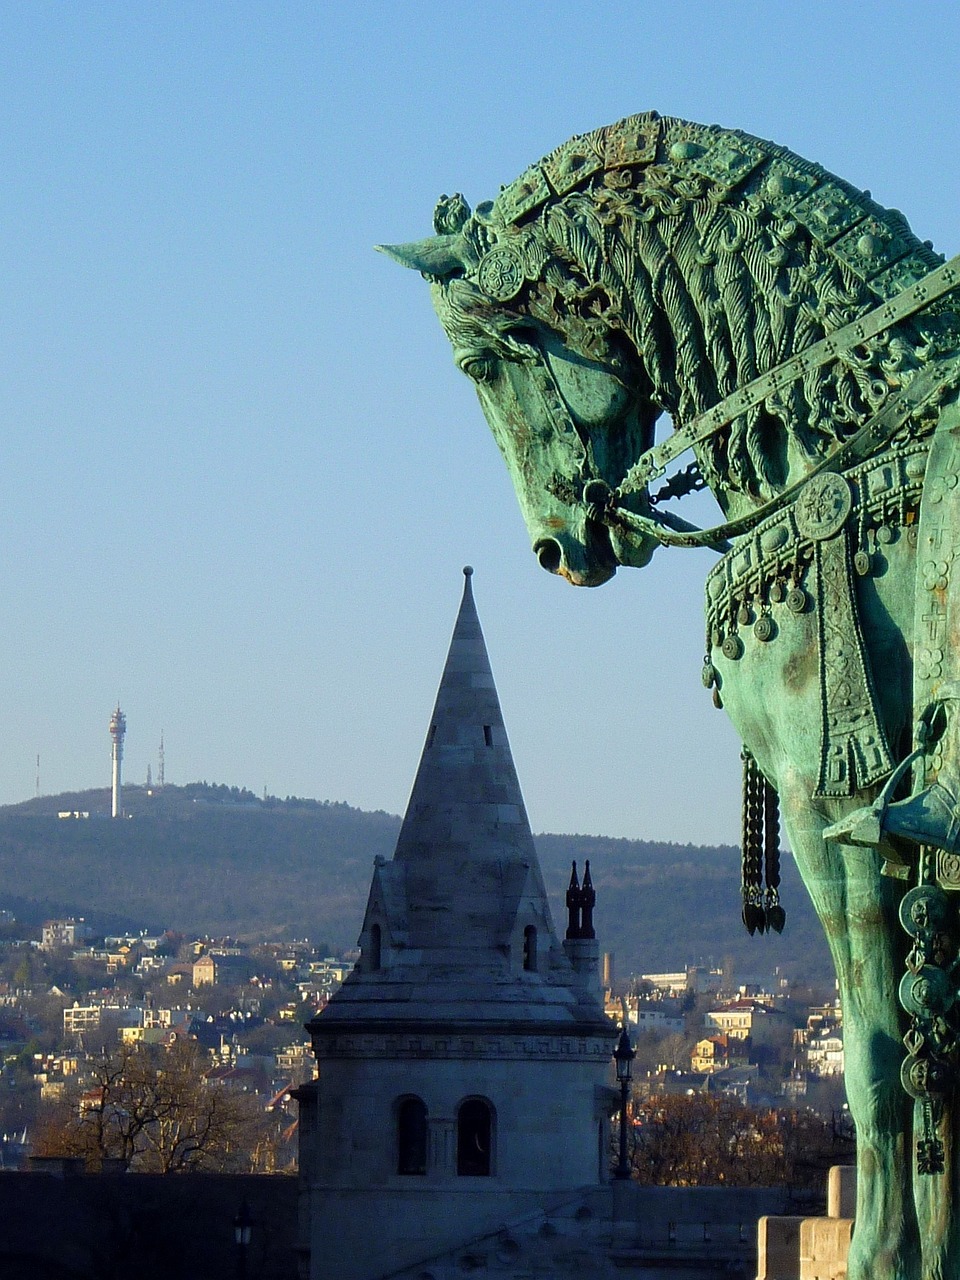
top-left (383, 113), bottom-right (960, 1279)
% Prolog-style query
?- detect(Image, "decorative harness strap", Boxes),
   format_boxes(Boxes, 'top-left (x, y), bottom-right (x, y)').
top-left (598, 358), bottom-right (957, 550)
top-left (574, 250), bottom-right (960, 552)
top-left (621, 250), bottom-right (960, 492)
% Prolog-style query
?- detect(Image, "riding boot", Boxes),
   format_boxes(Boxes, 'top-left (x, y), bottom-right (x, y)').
top-left (824, 685), bottom-right (960, 857)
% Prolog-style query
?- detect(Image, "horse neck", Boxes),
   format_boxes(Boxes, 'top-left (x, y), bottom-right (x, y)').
top-left (617, 202), bottom-right (899, 506)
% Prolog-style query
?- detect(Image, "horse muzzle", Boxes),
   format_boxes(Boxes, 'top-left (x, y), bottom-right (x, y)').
top-left (532, 524), bottom-right (618, 587)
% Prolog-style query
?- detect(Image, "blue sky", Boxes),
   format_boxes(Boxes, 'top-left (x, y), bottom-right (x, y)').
top-left (0, 2), bottom-right (957, 842)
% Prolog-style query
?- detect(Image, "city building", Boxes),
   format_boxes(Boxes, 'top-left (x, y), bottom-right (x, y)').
top-left (806, 1027), bottom-right (845, 1077)
top-left (641, 965), bottom-right (723, 996)
top-left (41, 919), bottom-right (91, 952)
top-left (704, 997), bottom-right (791, 1046)
top-left (691, 1034), bottom-right (749, 1074)
top-left (191, 953), bottom-right (255, 987)
top-left (798, 998), bottom-right (845, 1077)
top-left (608, 996), bottom-right (685, 1034)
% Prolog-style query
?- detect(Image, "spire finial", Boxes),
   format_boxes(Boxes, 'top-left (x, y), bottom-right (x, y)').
top-left (463, 565), bottom-right (473, 577)
top-left (580, 860), bottom-right (596, 940)
top-left (566, 861), bottom-right (581, 940)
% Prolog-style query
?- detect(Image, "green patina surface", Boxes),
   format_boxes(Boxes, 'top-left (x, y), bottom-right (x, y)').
top-left (384, 113), bottom-right (960, 1280)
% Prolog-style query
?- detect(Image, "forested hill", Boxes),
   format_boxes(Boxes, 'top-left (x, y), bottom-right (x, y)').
top-left (0, 783), bottom-right (833, 981)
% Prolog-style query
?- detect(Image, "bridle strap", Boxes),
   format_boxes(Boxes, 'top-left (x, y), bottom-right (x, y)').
top-left (618, 251), bottom-right (960, 494)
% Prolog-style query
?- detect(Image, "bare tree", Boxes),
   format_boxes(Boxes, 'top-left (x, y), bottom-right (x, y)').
top-left (624, 1092), bottom-right (834, 1188)
top-left (34, 1039), bottom-right (271, 1172)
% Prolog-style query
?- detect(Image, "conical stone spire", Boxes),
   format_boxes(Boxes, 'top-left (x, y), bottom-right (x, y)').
top-left (392, 567), bottom-right (545, 951)
top-left (317, 567), bottom-right (609, 1031)
top-left (397, 566), bottom-right (527, 854)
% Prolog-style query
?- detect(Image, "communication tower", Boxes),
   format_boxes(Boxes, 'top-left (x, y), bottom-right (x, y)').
top-left (158, 732), bottom-right (165, 788)
top-left (109, 705), bottom-right (126, 818)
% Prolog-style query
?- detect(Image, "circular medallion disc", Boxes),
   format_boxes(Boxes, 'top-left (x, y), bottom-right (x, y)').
top-left (901, 1056), bottom-right (932, 1100)
top-left (477, 246), bottom-right (525, 301)
top-left (786, 587), bottom-right (807, 615)
top-left (899, 884), bottom-right (950, 936)
top-left (899, 964), bottom-right (954, 1017)
top-left (794, 473), bottom-right (853, 542)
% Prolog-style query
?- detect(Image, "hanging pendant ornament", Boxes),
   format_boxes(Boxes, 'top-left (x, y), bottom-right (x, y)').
top-left (764, 778), bottom-right (786, 932)
top-left (741, 750), bottom-right (766, 935)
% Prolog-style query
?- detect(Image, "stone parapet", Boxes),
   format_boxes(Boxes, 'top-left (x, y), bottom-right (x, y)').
top-left (758, 1216), bottom-right (806, 1280)
top-left (826, 1165), bottom-right (855, 1219)
top-left (800, 1216), bottom-right (853, 1280)
top-left (758, 1202), bottom-right (853, 1280)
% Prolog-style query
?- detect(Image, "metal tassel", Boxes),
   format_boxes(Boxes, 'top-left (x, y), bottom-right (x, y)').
top-left (918, 1098), bottom-right (945, 1176)
top-left (763, 777), bottom-right (786, 933)
top-left (741, 750), bottom-right (765, 935)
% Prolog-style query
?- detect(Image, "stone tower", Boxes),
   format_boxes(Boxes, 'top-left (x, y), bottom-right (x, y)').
top-left (298, 569), bottom-right (615, 1280)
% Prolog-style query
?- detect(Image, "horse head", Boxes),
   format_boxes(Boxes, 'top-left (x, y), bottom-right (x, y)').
top-left (380, 192), bottom-right (662, 586)
top-left (383, 116), bottom-right (951, 585)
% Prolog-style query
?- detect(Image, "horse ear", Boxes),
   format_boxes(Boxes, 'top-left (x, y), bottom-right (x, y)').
top-left (376, 234), bottom-right (468, 278)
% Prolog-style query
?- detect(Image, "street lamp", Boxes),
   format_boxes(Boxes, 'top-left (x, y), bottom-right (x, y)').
top-left (233, 1200), bottom-right (253, 1280)
top-left (613, 1026), bottom-right (636, 1180)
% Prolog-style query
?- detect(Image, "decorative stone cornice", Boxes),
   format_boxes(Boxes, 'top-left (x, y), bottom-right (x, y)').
top-left (307, 1024), bottom-right (616, 1062)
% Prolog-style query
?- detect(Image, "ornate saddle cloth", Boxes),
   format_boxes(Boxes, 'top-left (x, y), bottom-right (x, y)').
top-left (705, 440), bottom-right (931, 798)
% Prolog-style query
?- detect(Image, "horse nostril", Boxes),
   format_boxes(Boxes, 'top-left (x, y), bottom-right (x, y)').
top-left (534, 538), bottom-right (562, 573)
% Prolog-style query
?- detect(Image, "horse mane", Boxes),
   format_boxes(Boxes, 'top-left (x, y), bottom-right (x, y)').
top-left (437, 114), bottom-right (960, 501)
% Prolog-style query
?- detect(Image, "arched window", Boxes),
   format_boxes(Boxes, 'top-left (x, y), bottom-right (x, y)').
top-left (396, 1096), bottom-right (427, 1175)
top-left (522, 926), bottom-right (537, 972)
top-left (368, 923), bottom-right (382, 971)
top-left (457, 1098), bottom-right (493, 1176)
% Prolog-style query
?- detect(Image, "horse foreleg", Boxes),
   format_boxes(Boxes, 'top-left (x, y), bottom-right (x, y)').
top-left (784, 796), bottom-right (921, 1280)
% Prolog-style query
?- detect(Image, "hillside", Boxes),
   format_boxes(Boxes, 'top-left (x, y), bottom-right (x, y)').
top-left (0, 784), bottom-right (834, 981)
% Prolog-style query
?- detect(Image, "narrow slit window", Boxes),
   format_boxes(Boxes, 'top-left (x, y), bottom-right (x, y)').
top-left (483, 725), bottom-right (493, 747)
top-left (523, 925), bottom-right (537, 972)
top-left (369, 923), bottom-right (382, 971)
top-left (426, 725), bottom-right (437, 748)
top-left (397, 1097), bottom-right (428, 1175)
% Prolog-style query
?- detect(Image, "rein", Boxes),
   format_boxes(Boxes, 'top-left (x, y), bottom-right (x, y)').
top-left (546, 250), bottom-right (960, 552)
top-left (599, 357), bottom-right (958, 550)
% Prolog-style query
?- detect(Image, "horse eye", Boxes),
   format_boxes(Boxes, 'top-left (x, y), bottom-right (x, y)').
top-left (461, 356), bottom-right (496, 383)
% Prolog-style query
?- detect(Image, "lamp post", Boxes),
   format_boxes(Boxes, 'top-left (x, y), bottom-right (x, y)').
top-left (233, 1200), bottom-right (253, 1280)
top-left (613, 1026), bottom-right (636, 1180)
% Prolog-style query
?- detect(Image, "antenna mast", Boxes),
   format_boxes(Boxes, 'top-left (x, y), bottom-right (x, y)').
top-left (109, 705), bottom-right (126, 818)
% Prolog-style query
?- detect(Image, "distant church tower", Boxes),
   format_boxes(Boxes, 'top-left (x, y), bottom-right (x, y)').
top-left (109, 704), bottom-right (126, 818)
top-left (298, 569), bottom-right (615, 1280)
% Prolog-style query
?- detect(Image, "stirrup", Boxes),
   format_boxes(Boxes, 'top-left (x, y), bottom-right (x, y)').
top-left (823, 742), bottom-right (927, 854)
top-left (822, 694), bottom-right (960, 861)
